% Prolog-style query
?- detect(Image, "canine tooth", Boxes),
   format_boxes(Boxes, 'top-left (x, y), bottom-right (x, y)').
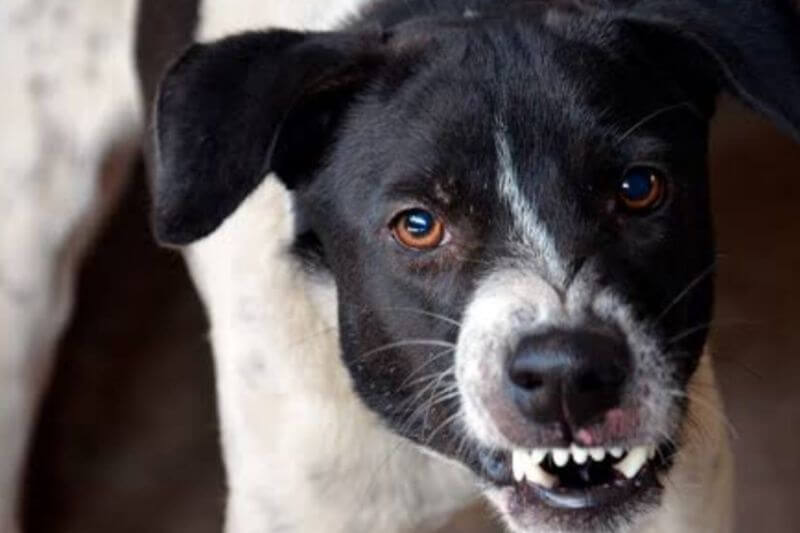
top-left (648, 445), bottom-right (657, 460)
top-left (609, 447), bottom-right (625, 459)
top-left (512, 450), bottom-right (530, 482)
top-left (530, 448), bottom-right (547, 465)
top-left (570, 444), bottom-right (589, 465)
top-left (589, 447), bottom-right (606, 462)
top-left (613, 446), bottom-right (649, 479)
top-left (551, 448), bottom-right (570, 467)
top-left (525, 460), bottom-right (557, 489)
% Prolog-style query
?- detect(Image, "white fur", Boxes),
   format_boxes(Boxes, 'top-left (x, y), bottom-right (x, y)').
top-left (0, 1), bottom-right (140, 530)
top-left (197, 0), bottom-right (368, 41)
top-left (495, 127), bottom-right (565, 282)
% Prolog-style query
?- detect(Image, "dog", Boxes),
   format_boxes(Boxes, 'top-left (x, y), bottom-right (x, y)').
top-left (2, 0), bottom-right (799, 532)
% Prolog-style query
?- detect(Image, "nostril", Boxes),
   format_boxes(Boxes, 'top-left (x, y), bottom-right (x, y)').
top-left (509, 368), bottom-right (544, 391)
top-left (574, 363), bottom-right (627, 394)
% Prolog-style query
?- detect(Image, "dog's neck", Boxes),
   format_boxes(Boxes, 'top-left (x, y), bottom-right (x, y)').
top-left (641, 355), bottom-right (733, 533)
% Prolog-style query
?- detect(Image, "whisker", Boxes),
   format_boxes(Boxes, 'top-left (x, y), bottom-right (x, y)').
top-left (657, 263), bottom-right (716, 322)
top-left (376, 307), bottom-right (462, 327)
top-left (667, 389), bottom-right (738, 440)
top-left (359, 339), bottom-right (455, 359)
top-left (711, 355), bottom-right (764, 381)
top-left (400, 360), bottom-right (456, 390)
top-left (392, 370), bottom-right (456, 424)
top-left (667, 318), bottom-right (761, 347)
top-left (617, 101), bottom-right (698, 142)
top-left (425, 411), bottom-right (463, 445)
top-left (401, 380), bottom-right (458, 424)
top-left (666, 325), bottom-right (711, 347)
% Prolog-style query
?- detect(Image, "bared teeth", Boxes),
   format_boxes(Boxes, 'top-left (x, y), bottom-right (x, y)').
top-left (612, 446), bottom-right (650, 479)
top-left (512, 450), bottom-right (528, 482)
top-left (570, 444), bottom-right (589, 465)
top-left (512, 449), bottom-right (556, 488)
top-left (551, 448), bottom-right (570, 467)
top-left (530, 448), bottom-right (547, 465)
top-left (525, 459), bottom-right (556, 488)
top-left (512, 444), bottom-right (659, 485)
top-left (589, 447), bottom-right (607, 462)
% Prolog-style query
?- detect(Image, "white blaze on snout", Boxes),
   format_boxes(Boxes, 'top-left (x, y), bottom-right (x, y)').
top-left (455, 269), bottom-right (678, 453)
top-left (455, 268), bottom-right (566, 448)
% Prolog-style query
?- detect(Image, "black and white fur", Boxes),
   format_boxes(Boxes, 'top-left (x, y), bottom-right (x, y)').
top-left (2, 0), bottom-right (799, 532)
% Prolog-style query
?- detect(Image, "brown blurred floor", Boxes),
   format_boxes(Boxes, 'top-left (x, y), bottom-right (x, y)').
top-left (20, 101), bottom-right (800, 532)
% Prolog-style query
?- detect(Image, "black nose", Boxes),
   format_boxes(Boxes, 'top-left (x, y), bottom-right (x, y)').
top-left (507, 329), bottom-right (631, 429)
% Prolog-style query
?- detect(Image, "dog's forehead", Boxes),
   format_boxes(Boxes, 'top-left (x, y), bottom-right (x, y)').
top-left (322, 9), bottom-right (708, 269)
top-left (344, 23), bottom-right (631, 194)
top-left (385, 9), bottom-right (687, 119)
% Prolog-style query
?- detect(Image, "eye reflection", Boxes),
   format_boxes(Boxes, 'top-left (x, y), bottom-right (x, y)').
top-left (618, 167), bottom-right (665, 211)
top-left (391, 208), bottom-right (445, 250)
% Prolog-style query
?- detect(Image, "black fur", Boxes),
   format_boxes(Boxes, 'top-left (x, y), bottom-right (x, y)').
top-left (153, 29), bottom-right (386, 243)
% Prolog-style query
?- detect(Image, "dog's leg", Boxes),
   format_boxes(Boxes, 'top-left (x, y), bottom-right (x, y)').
top-left (0, 1), bottom-right (140, 530)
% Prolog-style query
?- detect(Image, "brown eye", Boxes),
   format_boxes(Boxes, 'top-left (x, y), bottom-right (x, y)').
top-left (391, 208), bottom-right (445, 250)
top-left (618, 167), bottom-right (665, 211)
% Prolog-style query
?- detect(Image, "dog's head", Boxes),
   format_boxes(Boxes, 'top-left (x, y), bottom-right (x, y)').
top-left (152, 1), bottom-right (799, 531)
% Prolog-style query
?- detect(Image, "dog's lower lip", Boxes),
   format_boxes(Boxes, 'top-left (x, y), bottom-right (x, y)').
top-left (518, 462), bottom-right (658, 510)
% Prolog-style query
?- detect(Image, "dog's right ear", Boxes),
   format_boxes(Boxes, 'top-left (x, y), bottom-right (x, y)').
top-left (153, 30), bottom-right (385, 245)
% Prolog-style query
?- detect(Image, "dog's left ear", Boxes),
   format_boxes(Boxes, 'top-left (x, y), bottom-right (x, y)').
top-left (619, 0), bottom-right (800, 141)
top-left (153, 30), bottom-right (385, 245)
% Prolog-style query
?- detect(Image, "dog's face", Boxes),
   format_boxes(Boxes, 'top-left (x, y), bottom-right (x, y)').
top-left (298, 15), bottom-right (716, 531)
top-left (152, 2), bottom-right (799, 531)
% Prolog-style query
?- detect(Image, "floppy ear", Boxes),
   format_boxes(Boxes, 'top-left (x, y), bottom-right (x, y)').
top-left (618, 0), bottom-right (800, 141)
top-left (153, 30), bottom-right (385, 245)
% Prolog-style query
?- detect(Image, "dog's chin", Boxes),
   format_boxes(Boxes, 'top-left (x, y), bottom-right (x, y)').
top-left (473, 443), bottom-right (673, 533)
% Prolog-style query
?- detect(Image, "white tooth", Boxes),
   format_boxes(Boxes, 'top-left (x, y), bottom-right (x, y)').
top-left (530, 448), bottom-right (547, 465)
top-left (551, 448), bottom-right (570, 467)
top-left (570, 444), bottom-right (589, 465)
top-left (613, 446), bottom-right (649, 479)
top-left (525, 460), bottom-right (557, 489)
top-left (589, 447), bottom-right (606, 462)
top-left (648, 446), bottom-right (657, 460)
top-left (609, 447), bottom-right (625, 459)
top-left (512, 450), bottom-right (530, 482)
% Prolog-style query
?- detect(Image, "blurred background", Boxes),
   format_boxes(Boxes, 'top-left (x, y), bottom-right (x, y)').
top-left (18, 98), bottom-right (800, 532)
